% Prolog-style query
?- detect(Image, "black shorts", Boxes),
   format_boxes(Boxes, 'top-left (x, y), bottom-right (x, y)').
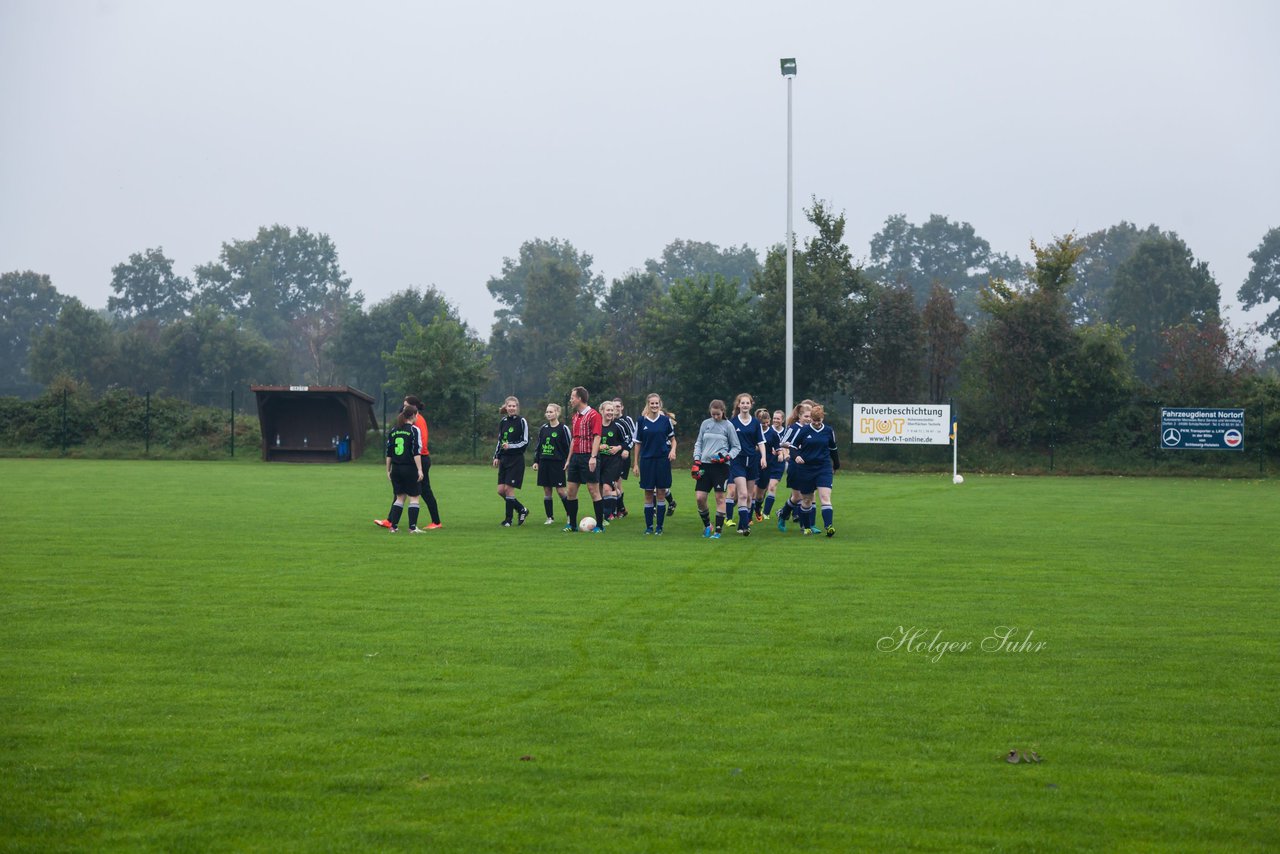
top-left (390, 464), bottom-right (421, 497)
top-left (566, 453), bottom-right (595, 485)
top-left (536, 462), bottom-right (567, 489)
top-left (695, 461), bottom-right (730, 493)
top-left (597, 454), bottom-right (627, 485)
top-left (497, 456), bottom-right (525, 489)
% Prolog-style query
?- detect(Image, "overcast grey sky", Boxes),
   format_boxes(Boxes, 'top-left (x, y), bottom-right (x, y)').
top-left (2, 0), bottom-right (1277, 337)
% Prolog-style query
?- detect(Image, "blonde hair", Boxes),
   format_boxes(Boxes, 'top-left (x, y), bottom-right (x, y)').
top-left (786, 402), bottom-right (812, 426)
top-left (500, 396), bottom-right (519, 415)
top-left (754, 407), bottom-right (769, 422)
top-left (545, 402), bottom-right (562, 418)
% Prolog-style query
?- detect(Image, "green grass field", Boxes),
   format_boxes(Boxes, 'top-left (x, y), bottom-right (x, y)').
top-left (1, 460), bottom-right (1276, 852)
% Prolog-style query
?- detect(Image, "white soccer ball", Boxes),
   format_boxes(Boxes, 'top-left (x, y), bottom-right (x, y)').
top-left (953, 474), bottom-right (965, 485)
top-left (579, 516), bottom-right (597, 532)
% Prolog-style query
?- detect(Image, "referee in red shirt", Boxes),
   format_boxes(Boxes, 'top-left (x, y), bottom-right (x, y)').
top-left (564, 386), bottom-right (604, 532)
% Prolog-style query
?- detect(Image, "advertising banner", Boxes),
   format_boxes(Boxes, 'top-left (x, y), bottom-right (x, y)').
top-left (853, 404), bottom-right (952, 445)
top-left (1159, 408), bottom-right (1244, 451)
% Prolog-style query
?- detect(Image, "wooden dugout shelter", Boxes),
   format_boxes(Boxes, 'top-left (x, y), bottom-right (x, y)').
top-left (251, 385), bottom-right (378, 462)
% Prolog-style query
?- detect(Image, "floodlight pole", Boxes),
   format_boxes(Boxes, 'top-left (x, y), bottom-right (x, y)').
top-left (781, 58), bottom-right (796, 415)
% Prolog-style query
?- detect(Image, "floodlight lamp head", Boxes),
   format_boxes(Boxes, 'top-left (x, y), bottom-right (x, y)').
top-left (780, 58), bottom-right (797, 77)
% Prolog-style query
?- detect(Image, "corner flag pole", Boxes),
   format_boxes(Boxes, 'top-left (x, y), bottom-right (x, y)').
top-left (951, 412), bottom-right (959, 481)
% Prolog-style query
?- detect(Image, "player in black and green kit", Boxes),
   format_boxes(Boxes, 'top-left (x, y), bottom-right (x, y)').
top-left (493, 396), bottom-right (531, 527)
top-left (598, 401), bottom-right (630, 522)
top-left (533, 402), bottom-right (572, 524)
top-left (375, 406), bottom-right (424, 533)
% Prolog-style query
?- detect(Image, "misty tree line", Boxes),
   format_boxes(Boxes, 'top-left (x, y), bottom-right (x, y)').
top-left (3, 210), bottom-right (1279, 452)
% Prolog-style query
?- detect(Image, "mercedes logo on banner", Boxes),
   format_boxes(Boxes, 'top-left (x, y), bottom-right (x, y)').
top-left (1162, 428), bottom-right (1182, 446)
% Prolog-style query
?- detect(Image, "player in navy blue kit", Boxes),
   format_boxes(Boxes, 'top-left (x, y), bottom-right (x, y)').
top-left (492, 396), bottom-right (531, 527)
top-left (786, 403), bottom-right (839, 537)
top-left (532, 402), bottom-right (572, 524)
top-left (631, 392), bottom-right (677, 535)
top-left (776, 400), bottom-right (813, 531)
top-left (725, 393), bottom-right (766, 536)
top-left (758, 409), bottom-right (786, 519)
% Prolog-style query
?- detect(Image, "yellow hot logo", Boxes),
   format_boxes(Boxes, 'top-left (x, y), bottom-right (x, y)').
top-left (862, 417), bottom-right (905, 436)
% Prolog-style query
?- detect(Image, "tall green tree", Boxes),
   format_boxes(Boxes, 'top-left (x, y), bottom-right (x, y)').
top-left (963, 234), bottom-right (1133, 445)
top-left (0, 270), bottom-right (65, 391)
top-left (1154, 319), bottom-right (1257, 405)
top-left (108, 247), bottom-right (192, 323)
top-left (644, 239), bottom-right (760, 291)
top-left (27, 298), bottom-right (116, 390)
top-left (1067, 222), bottom-right (1166, 324)
top-left (486, 238), bottom-right (604, 401)
top-left (1108, 234), bottom-right (1219, 381)
top-left (327, 286), bottom-right (455, 395)
top-left (603, 270), bottom-right (670, 400)
top-left (861, 283), bottom-right (924, 402)
top-left (639, 274), bottom-right (765, 423)
top-left (157, 308), bottom-right (276, 401)
top-left (550, 334), bottom-right (626, 406)
top-left (922, 283), bottom-right (967, 404)
top-left (867, 213), bottom-right (1023, 321)
top-left (1237, 226), bottom-right (1280, 339)
top-left (194, 225), bottom-right (359, 381)
top-left (385, 312), bottom-right (491, 424)
top-left (753, 199), bottom-right (873, 403)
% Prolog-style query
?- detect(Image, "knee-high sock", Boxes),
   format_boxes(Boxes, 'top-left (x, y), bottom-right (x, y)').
top-left (388, 500), bottom-right (404, 527)
top-left (655, 502), bottom-right (667, 529)
top-left (408, 501), bottom-right (420, 529)
top-left (544, 497), bottom-right (554, 519)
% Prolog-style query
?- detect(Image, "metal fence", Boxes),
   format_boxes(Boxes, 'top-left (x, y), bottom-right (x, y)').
top-left (0, 385), bottom-right (1274, 475)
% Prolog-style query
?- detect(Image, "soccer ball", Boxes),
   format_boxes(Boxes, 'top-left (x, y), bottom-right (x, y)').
top-left (953, 474), bottom-right (965, 485)
top-left (579, 516), bottom-right (597, 532)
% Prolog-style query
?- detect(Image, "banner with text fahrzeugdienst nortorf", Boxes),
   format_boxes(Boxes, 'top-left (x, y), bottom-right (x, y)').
top-left (853, 404), bottom-right (952, 445)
